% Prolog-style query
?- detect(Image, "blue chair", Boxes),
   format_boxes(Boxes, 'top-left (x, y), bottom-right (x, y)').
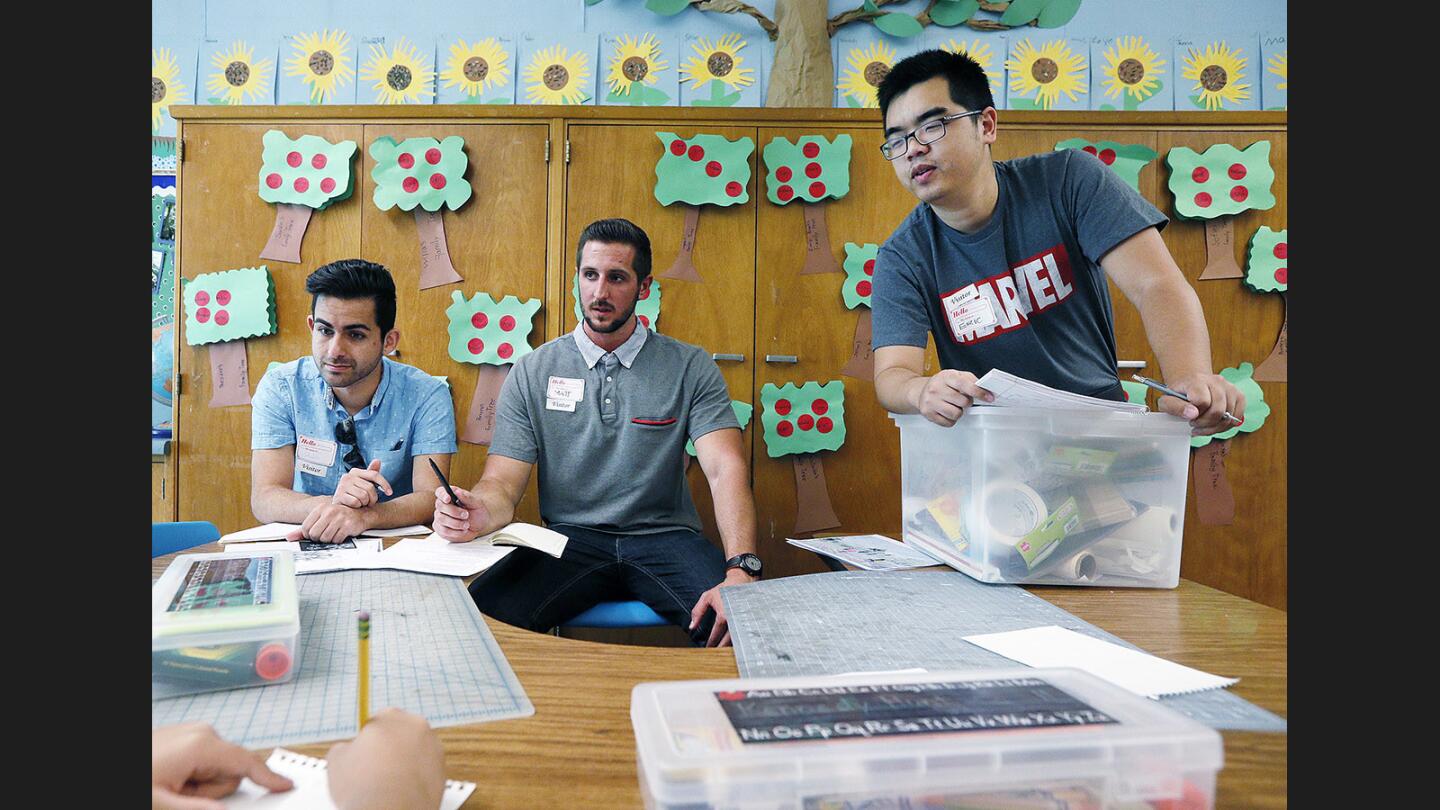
top-left (560, 600), bottom-right (668, 629)
top-left (152, 521), bottom-right (220, 558)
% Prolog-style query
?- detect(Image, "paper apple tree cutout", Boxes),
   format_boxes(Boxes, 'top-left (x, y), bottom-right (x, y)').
top-left (183, 266), bottom-right (277, 409)
top-left (1189, 362), bottom-right (1271, 526)
top-left (764, 135), bottom-right (853, 275)
top-left (371, 135), bottom-right (472, 289)
top-left (1166, 141), bottom-right (1276, 280)
top-left (1246, 226), bottom-right (1287, 382)
top-left (761, 380), bottom-right (847, 534)
top-left (1120, 379), bottom-right (1150, 407)
top-left (572, 273), bottom-right (662, 331)
top-left (257, 131), bottom-right (357, 263)
top-left (1054, 138), bottom-right (1157, 193)
top-left (839, 242), bottom-right (878, 380)
top-left (653, 131), bottom-right (754, 282)
top-left (445, 291), bottom-right (542, 445)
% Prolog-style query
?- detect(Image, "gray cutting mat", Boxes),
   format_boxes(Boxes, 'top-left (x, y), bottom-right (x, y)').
top-left (152, 570), bottom-right (533, 748)
top-left (722, 571), bottom-right (1286, 733)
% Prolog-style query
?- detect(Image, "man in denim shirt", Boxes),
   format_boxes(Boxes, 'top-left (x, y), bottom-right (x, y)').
top-left (251, 259), bottom-right (457, 542)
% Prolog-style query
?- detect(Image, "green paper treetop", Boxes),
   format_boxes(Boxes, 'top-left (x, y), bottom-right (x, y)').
top-left (653, 132), bottom-right (754, 206)
top-left (1190, 363), bottom-right (1270, 448)
top-left (1166, 141), bottom-right (1276, 220)
top-left (1120, 379), bottom-right (1150, 408)
top-left (444, 291), bottom-right (542, 365)
top-left (842, 242), bottom-right (878, 309)
top-left (572, 274), bottom-right (661, 331)
top-left (1245, 226), bottom-right (1287, 293)
top-left (686, 400), bottom-right (753, 456)
top-left (764, 135), bottom-right (852, 204)
top-left (258, 130), bottom-right (358, 209)
top-left (183, 266), bottom-right (277, 346)
top-left (1054, 138), bottom-right (1157, 193)
top-left (370, 135), bottom-right (473, 212)
top-left (760, 380), bottom-right (846, 458)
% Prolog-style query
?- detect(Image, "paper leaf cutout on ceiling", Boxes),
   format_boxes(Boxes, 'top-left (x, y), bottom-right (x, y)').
top-left (370, 135), bottom-right (473, 212)
top-left (760, 381), bottom-right (846, 457)
top-left (184, 266), bottom-right (277, 345)
top-left (444, 291), bottom-right (542, 365)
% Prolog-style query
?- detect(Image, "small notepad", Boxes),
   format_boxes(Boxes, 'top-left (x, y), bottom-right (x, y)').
top-left (962, 625), bottom-right (1239, 699)
top-left (225, 748), bottom-right (476, 809)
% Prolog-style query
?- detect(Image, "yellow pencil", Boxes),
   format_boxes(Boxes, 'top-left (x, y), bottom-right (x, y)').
top-left (357, 610), bottom-right (370, 729)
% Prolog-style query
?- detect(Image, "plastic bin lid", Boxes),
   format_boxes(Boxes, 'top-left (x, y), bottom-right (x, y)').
top-left (152, 550), bottom-right (299, 646)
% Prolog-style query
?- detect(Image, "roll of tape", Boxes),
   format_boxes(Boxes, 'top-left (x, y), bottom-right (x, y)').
top-left (1096, 506), bottom-right (1179, 551)
top-left (1050, 550), bottom-right (1099, 583)
top-left (975, 480), bottom-right (1048, 546)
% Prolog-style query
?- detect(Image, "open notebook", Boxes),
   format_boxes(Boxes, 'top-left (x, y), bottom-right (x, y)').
top-left (225, 748), bottom-right (476, 809)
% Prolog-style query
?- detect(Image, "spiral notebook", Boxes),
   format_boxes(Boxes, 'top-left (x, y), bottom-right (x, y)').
top-left (224, 748), bottom-right (476, 809)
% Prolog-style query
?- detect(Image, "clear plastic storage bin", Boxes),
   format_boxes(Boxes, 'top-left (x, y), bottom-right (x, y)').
top-left (891, 407), bottom-right (1192, 587)
top-left (632, 667), bottom-right (1221, 810)
top-left (152, 550), bottom-right (301, 699)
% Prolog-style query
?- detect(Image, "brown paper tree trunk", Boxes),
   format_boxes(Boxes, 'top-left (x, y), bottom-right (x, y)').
top-left (661, 205), bottom-right (704, 282)
top-left (792, 453), bottom-right (841, 535)
top-left (415, 210), bottom-right (464, 290)
top-left (1198, 218), bottom-right (1244, 279)
top-left (839, 309), bottom-right (874, 380)
top-left (461, 365), bottom-right (509, 445)
top-left (1254, 293), bottom-right (1287, 382)
top-left (800, 203), bottom-right (841, 275)
top-left (208, 340), bottom-right (252, 407)
top-left (259, 204), bottom-right (313, 264)
top-left (1192, 442), bottom-right (1235, 525)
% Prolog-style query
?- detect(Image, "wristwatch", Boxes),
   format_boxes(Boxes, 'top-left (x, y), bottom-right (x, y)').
top-left (725, 553), bottom-right (763, 578)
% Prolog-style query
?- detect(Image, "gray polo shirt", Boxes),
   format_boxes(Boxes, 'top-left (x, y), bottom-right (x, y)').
top-left (489, 322), bottom-right (739, 535)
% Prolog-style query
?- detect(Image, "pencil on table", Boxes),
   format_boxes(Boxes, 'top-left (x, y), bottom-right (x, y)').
top-left (358, 610), bottom-right (370, 729)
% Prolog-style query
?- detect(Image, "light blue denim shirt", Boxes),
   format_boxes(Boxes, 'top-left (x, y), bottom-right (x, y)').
top-left (251, 356), bottom-right (457, 499)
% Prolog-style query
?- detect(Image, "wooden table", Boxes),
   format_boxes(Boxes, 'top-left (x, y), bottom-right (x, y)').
top-left (153, 546), bottom-right (1286, 808)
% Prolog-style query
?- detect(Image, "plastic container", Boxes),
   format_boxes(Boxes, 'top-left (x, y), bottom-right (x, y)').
top-left (152, 550), bottom-right (301, 699)
top-left (632, 667), bottom-right (1221, 810)
top-left (891, 408), bottom-right (1192, 587)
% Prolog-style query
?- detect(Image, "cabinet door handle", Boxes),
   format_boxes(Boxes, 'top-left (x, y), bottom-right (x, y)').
top-left (711, 353), bottom-right (745, 362)
top-left (1117, 360), bottom-right (1147, 369)
top-left (765, 355), bottom-right (799, 363)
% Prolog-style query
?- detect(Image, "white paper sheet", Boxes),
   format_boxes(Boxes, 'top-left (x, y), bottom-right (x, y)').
top-left (786, 534), bottom-right (943, 571)
top-left (225, 748), bottom-right (475, 810)
top-left (377, 534), bottom-right (518, 577)
top-left (962, 625), bottom-right (1238, 699)
top-left (975, 369), bottom-right (1145, 412)
top-left (227, 538), bottom-right (383, 574)
top-left (219, 523), bottom-right (432, 544)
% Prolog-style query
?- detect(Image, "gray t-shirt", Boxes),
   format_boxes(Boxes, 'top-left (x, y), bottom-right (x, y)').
top-left (872, 149), bottom-right (1167, 400)
top-left (488, 326), bottom-right (739, 535)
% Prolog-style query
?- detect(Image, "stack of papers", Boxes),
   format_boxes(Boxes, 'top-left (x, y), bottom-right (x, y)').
top-left (786, 534), bottom-right (943, 571)
top-left (219, 523), bottom-right (431, 544)
top-left (225, 534), bottom-right (516, 577)
top-left (975, 369), bottom-right (1145, 412)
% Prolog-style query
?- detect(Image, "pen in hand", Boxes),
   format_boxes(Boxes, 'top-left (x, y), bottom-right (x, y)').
top-left (1131, 374), bottom-right (1242, 425)
top-left (428, 458), bottom-right (463, 508)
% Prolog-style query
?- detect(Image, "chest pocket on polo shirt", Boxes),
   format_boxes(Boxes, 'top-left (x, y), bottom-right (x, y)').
top-left (630, 417), bottom-right (677, 428)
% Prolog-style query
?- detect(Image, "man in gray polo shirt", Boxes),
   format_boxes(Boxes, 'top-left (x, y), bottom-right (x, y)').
top-left (431, 218), bottom-right (760, 647)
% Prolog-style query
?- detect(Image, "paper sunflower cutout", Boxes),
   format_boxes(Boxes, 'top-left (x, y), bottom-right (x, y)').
top-left (680, 33), bottom-right (753, 106)
top-left (1006, 38), bottom-right (1086, 110)
top-left (1182, 41), bottom-right (1251, 111)
top-left (152, 48), bottom-right (188, 132)
top-left (940, 39), bottom-right (1001, 87)
top-left (441, 37), bottom-right (510, 100)
top-left (1099, 36), bottom-right (1165, 108)
top-left (606, 34), bottom-right (669, 102)
top-left (360, 38), bottom-right (434, 104)
top-left (524, 45), bottom-right (591, 105)
top-left (206, 41), bottom-right (273, 105)
top-left (1267, 51), bottom-right (1287, 91)
top-left (837, 41), bottom-right (896, 108)
top-left (285, 30), bottom-right (355, 104)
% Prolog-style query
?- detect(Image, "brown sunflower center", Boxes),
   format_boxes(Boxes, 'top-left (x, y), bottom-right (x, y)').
top-left (1117, 58), bottom-right (1145, 85)
top-left (863, 61), bottom-right (890, 88)
top-left (387, 65), bottom-right (413, 91)
top-left (463, 56), bottom-right (489, 82)
top-left (1200, 64), bottom-right (1227, 92)
top-left (707, 51), bottom-right (734, 78)
top-left (309, 50), bottom-right (335, 76)
top-left (225, 61), bottom-right (250, 87)
top-left (152, 77), bottom-right (166, 103)
top-left (1031, 57), bottom-right (1058, 84)
top-left (622, 56), bottom-right (649, 82)
top-left (543, 64), bottom-right (569, 90)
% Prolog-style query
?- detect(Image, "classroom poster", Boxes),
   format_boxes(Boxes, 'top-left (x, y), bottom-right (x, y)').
top-left (435, 34), bottom-right (516, 104)
top-left (678, 32), bottom-right (763, 108)
top-left (1090, 34), bottom-right (1171, 111)
top-left (1005, 33), bottom-right (1089, 111)
top-left (152, 43), bottom-right (198, 136)
top-left (200, 36), bottom-right (276, 105)
top-left (1173, 34), bottom-right (1260, 111)
top-left (1261, 33), bottom-right (1286, 110)
top-left (277, 29), bottom-right (359, 105)
top-left (832, 28), bottom-right (922, 110)
top-left (357, 35), bottom-right (436, 105)
top-left (600, 32), bottom-right (679, 106)
top-left (518, 33), bottom-right (597, 105)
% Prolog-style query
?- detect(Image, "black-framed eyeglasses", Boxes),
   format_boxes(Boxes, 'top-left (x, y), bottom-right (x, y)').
top-left (880, 110), bottom-right (984, 160)
top-left (334, 416), bottom-right (366, 470)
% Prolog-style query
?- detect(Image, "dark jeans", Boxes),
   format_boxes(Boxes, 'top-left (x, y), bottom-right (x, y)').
top-left (468, 524), bottom-right (727, 644)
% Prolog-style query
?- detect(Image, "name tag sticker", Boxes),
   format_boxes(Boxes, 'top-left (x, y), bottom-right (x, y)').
top-left (297, 459), bottom-right (328, 477)
top-left (942, 284), bottom-right (998, 340)
top-left (547, 376), bottom-right (585, 403)
top-left (297, 435), bottom-right (338, 466)
top-left (545, 396), bottom-right (577, 413)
